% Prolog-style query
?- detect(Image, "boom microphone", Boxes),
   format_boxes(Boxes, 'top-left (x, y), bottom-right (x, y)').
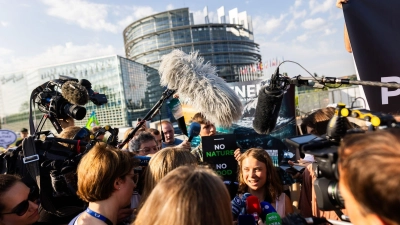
top-left (253, 67), bottom-right (284, 134)
top-left (159, 50), bottom-right (243, 127)
top-left (61, 81), bottom-right (89, 105)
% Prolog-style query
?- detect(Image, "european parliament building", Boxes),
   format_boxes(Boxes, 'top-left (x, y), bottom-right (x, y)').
top-left (0, 56), bottom-right (167, 131)
top-left (123, 7), bottom-right (261, 82)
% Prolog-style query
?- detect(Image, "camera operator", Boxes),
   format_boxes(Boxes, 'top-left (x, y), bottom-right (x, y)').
top-left (338, 128), bottom-right (400, 225)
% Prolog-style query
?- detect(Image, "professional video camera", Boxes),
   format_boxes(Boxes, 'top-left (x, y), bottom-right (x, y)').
top-left (285, 103), bottom-right (399, 219)
top-left (5, 76), bottom-right (109, 218)
top-left (31, 75), bottom-right (107, 133)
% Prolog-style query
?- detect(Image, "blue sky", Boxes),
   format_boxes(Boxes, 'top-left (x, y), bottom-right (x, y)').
top-left (0, 0), bottom-right (356, 78)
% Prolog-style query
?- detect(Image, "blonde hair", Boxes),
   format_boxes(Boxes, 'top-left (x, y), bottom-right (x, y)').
top-left (134, 166), bottom-right (233, 225)
top-left (77, 143), bottom-right (137, 202)
top-left (140, 147), bottom-right (197, 205)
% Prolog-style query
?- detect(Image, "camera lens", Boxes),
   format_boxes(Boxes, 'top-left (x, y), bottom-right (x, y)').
top-left (63, 103), bottom-right (87, 120)
top-left (327, 181), bottom-right (345, 209)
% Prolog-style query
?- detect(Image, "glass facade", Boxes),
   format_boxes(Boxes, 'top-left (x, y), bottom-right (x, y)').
top-left (0, 56), bottom-right (167, 132)
top-left (123, 8), bottom-right (261, 82)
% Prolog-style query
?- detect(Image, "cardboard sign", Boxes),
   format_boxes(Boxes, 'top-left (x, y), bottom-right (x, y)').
top-left (0, 130), bottom-right (17, 148)
top-left (202, 134), bottom-right (238, 181)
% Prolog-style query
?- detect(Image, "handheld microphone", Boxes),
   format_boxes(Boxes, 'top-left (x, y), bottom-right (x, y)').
top-left (238, 215), bottom-right (256, 225)
top-left (246, 196), bottom-right (261, 221)
top-left (168, 98), bottom-right (188, 136)
top-left (61, 81), bottom-right (89, 105)
top-left (188, 122), bottom-right (201, 142)
top-left (232, 193), bottom-right (252, 218)
top-left (159, 49), bottom-right (243, 127)
top-left (253, 67), bottom-right (285, 134)
top-left (134, 155), bottom-right (151, 167)
top-left (260, 201), bottom-right (277, 220)
top-left (265, 212), bottom-right (282, 225)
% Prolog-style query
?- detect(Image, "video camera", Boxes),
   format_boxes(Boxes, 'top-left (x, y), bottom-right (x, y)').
top-left (285, 103), bottom-right (400, 215)
top-left (32, 75), bottom-right (107, 133)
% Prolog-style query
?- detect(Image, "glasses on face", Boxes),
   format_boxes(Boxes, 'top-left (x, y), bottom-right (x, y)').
top-left (137, 146), bottom-right (159, 154)
top-left (0, 187), bottom-right (38, 217)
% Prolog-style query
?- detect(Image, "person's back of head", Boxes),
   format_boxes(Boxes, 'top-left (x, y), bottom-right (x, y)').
top-left (301, 107), bottom-right (335, 135)
top-left (339, 128), bottom-right (400, 225)
top-left (135, 166), bottom-right (233, 225)
top-left (141, 147), bottom-right (197, 204)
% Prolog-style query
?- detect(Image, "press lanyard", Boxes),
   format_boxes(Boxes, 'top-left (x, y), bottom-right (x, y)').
top-left (86, 208), bottom-right (113, 225)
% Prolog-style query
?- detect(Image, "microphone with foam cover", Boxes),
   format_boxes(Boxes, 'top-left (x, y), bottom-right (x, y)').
top-left (188, 122), bottom-right (201, 142)
top-left (159, 49), bottom-right (243, 127)
top-left (61, 81), bottom-right (89, 105)
top-left (252, 68), bottom-right (284, 134)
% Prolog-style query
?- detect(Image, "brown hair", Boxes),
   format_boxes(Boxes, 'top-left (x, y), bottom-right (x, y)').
top-left (0, 174), bottom-right (20, 216)
top-left (147, 128), bottom-right (160, 136)
top-left (58, 126), bottom-right (91, 150)
top-left (140, 147), bottom-right (197, 205)
top-left (77, 143), bottom-right (137, 202)
top-left (301, 107), bottom-right (335, 135)
top-left (338, 128), bottom-right (400, 224)
top-left (238, 148), bottom-right (283, 203)
top-left (134, 166), bottom-right (233, 225)
top-left (191, 112), bottom-right (208, 125)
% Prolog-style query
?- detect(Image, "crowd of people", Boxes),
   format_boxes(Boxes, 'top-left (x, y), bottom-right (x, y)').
top-left (1, 1), bottom-right (400, 224)
top-left (2, 105), bottom-right (400, 225)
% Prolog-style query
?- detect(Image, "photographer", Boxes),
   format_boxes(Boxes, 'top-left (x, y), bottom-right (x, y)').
top-left (338, 128), bottom-right (400, 225)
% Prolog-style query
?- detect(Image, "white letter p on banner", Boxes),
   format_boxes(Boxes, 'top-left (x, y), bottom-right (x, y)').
top-left (381, 76), bottom-right (400, 104)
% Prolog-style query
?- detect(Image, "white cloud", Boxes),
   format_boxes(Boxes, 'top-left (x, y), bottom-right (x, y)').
top-left (294, 0), bottom-right (302, 8)
top-left (253, 14), bottom-right (286, 35)
top-left (41, 0), bottom-right (118, 33)
top-left (190, 9), bottom-right (217, 24)
top-left (293, 9), bottom-right (307, 19)
top-left (302, 18), bottom-right (325, 29)
top-left (1, 21), bottom-right (9, 27)
top-left (0, 42), bottom-right (119, 74)
top-left (285, 20), bottom-right (296, 32)
top-left (166, 4), bottom-right (174, 10)
top-left (296, 34), bottom-right (308, 42)
top-left (324, 28), bottom-right (337, 35)
top-left (309, 0), bottom-right (335, 15)
top-left (117, 6), bottom-right (158, 28)
top-left (0, 47), bottom-right (13, 56)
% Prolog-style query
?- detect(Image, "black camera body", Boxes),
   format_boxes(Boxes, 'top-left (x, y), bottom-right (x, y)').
top-left (285, 103), bottom-right (400, 214)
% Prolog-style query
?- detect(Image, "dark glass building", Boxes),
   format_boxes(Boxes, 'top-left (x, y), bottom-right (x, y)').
top-left (123, 7), bottom-right (261, 82)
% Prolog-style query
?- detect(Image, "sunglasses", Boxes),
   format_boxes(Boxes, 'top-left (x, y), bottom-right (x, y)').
top-left (1, 187), bottom-right (39, 216)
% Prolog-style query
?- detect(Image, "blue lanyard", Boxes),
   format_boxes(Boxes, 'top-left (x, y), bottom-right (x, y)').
top-left (86, 208), bottom-right (113, 225)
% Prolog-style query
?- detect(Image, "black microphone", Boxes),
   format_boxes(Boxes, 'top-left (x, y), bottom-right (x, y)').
top-left (61, 81), bottom-right (89, 105)
top-left (253, 67), bottom-right (284, 134)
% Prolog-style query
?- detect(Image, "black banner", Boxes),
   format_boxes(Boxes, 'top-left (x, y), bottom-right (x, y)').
top-left (343, 1), bottom-right (400, 113)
